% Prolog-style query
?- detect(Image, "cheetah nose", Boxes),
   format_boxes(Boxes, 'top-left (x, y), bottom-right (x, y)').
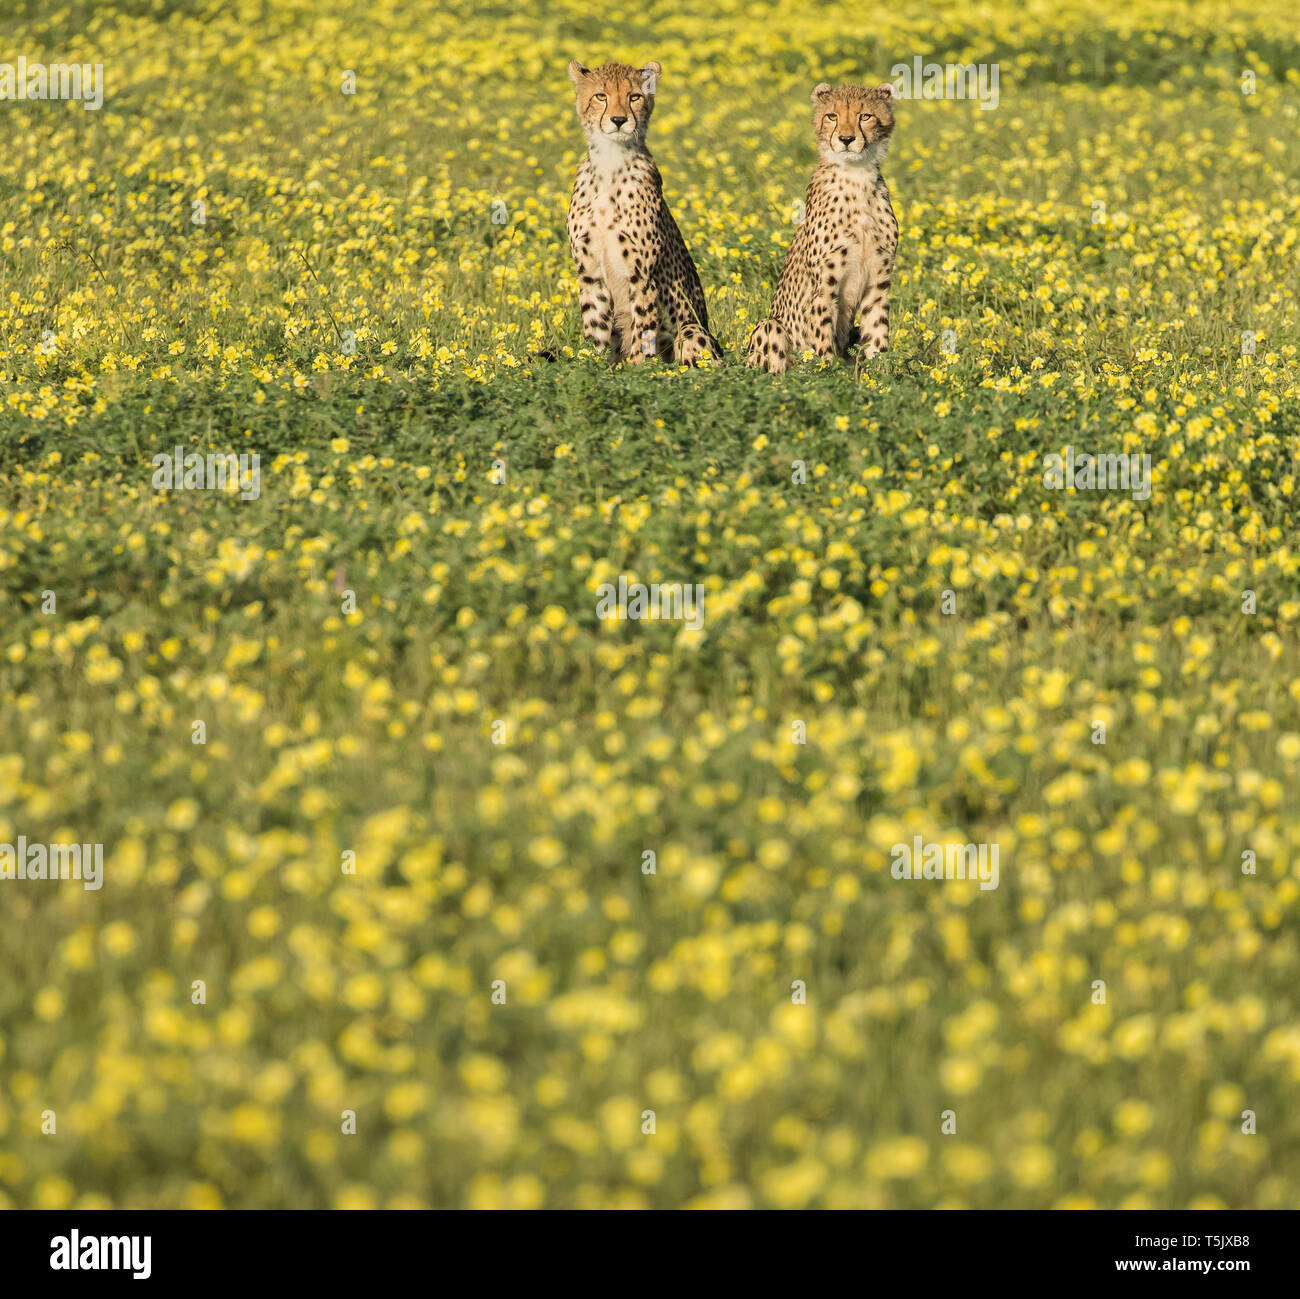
top-left (838, 135), bottom-right (855, 145)
top-left (610, 116), bottom-right (628, 127)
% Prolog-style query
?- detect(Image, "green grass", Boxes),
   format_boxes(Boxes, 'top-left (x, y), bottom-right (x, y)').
top-left (1, 0), bottom-right (1299, 1210)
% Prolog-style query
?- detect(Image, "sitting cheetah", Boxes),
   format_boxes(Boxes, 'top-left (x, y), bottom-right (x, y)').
top-left (747, 82), bottom-right (899, 373)
top-left (566, 59), bottom-right (722, 366)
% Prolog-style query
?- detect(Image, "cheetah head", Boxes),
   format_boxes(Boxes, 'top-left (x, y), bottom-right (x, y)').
top-left (568, 60), bottom-right (661, 149)
top-left (811, 83), bottom-right (895, 168)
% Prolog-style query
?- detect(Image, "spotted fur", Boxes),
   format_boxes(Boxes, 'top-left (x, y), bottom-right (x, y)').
top-left (748, 82), bottom-right (899, 373)
top-left (566, 59), bottom-right (722, 366)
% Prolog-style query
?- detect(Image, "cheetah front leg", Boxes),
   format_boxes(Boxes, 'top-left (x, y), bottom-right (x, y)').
top-left (807, 250), bottom-right (852, 359)
top-left (808, 289), bottom-right (841, 359)
top-left (853, 253), bottom-right (893, 359)
top-left (624, 262), bottom-right (661, 365)
top-left (576, 267), bottom-right (619, 361)
top-left (746, 318), bottom-right (791, 373)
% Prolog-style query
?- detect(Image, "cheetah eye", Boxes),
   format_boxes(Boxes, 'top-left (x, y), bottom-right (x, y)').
top-left (593, 93), bottom-right (607, 101)
top-left (629, 93), bottom-right (642, 102)
top-left (825, 113), bottom-right (837, 122)
top-left (861, 113), bottom-right (876, 124)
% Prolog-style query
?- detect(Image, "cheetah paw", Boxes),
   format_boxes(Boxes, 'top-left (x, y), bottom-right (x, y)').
top-left (675, 326), bottom-right (723, 367)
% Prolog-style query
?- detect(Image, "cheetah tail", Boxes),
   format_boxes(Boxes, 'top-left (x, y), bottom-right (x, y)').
top-left (746, 318), bottom-right (790, 374)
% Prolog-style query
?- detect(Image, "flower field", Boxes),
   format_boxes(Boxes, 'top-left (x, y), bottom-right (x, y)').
top-left (1, 0), bottom-right (1298, 1208)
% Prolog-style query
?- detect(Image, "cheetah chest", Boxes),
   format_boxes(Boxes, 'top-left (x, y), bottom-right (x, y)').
top-left (588, 159), bottom-right (653, 333)
top-left (591, 190), bottom-right (633, 320)
top-left (833, 190), bottom-right (884, 315)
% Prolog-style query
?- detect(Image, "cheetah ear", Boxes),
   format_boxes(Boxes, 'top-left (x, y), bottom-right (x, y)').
top-left (811, 83), bottom-right (832, 102)
top-left (876, 82), bottom-right (898, 99)
top-left (567, 60), bottom-right (589, 84)
top-left (638, 61), bottom-right (662, 90)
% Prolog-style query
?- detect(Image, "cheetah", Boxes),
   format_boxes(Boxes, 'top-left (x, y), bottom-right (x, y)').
top-left (566, 59), bottom-right (722, 366)
top-left (747, 82), bottom-right (899, 374)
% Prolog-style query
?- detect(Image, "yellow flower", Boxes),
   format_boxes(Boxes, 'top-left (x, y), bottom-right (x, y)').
top-left (1113, 1099), bottom-right (1154, 1137)
top-left (1010, 1145), bottom-right (1055, 1188)
top-left (1114, 1015), bottom-right (1157, 1059)
top-left (864, 1137), bottom-right (929, 1180)
top-left (761, 1156), bottom-right (827, 1208)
